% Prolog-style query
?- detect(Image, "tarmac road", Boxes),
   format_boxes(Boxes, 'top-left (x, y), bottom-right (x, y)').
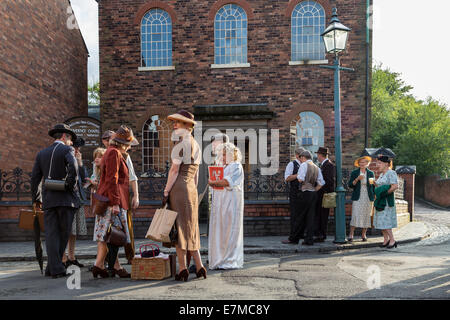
top-left (0, 200), bottom-right (448, 300)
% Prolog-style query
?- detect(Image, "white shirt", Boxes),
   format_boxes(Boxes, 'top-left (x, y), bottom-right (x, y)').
top-left (126, 155), bottom-right (138, 182)
top-left (297, 160), bottom-right (325, 187)
top-left (284, 159), bottom-right (301, 181)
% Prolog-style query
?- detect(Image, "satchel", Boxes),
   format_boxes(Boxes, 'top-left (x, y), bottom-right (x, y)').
top-left (322, 192), bottom-right (337, 208)
top-left (92, 193), bottom-right (109, 216)
top-left (44, 144), bottom-right (66, 191)
top-left (146, 204), bottom-right (178, 243)
top-left (18, 209), bottom-right (44, 232)
top-left (104, 217), bottom-right (127, 247)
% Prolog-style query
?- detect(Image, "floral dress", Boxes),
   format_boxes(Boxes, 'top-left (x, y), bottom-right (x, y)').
top-left (373, 169), bottom-right (398, 230)
top-left (350, 171), bottom-right (373, 228)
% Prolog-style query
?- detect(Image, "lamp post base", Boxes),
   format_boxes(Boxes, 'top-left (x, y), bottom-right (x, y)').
top-left (333, 239), bottom-right (348, 244)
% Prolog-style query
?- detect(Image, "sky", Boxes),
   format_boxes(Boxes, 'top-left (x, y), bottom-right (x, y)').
top-left (70, 0), bottom-right (450, 106)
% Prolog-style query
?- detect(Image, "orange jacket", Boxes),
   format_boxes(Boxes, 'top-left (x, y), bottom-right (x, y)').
top-left (97, 146), bottom-right (129, 210)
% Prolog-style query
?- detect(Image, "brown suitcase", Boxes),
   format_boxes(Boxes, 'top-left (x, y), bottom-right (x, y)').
top-left (18, 209), bottom-right (44, 232)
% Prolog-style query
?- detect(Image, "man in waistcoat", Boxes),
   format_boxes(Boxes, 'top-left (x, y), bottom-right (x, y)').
top-left (297, 150), bottom-right (325, 246)
top-left (282, 147), bottom-right (306, 245)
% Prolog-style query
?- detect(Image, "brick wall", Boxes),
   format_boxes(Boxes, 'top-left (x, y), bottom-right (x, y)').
top-left (0, 0), bottom-right (88, 172)
top-left (99, 0), bottom-right (371, 173)
top-left (423, 175), bottom-right (450, 208)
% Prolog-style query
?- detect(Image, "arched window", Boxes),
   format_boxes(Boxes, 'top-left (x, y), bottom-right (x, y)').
top-left (291, 1), bottom-right (326, 62)
top-left (141, 9), bottom-right (172, 67)
top-left (214, 4), bottom-right (248, 65)
top-left (142, 115), bottom-right (171, 174)
top-left (290, 111), bottom-right (324, 160)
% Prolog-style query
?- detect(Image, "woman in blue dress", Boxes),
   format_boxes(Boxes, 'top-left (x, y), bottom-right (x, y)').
top-left (373, 155), bottom-right (399, 249)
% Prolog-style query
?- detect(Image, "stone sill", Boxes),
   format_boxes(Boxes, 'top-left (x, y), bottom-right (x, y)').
top-left (289, 60), bottom-right (329, 65)
top-left (211, 63), bottom-right (250, 69)
top-left (138, 66), bottom-right (175, 71)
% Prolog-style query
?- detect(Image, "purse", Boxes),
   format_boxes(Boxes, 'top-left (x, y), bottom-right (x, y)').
top-left (43, 144), bottom-right (66, 191)
top-left (322, 192), bottom-right (337, 208)
top-left (18, 209), bottom-right (45, 232)
top-left (104, 217), bottom-right (127, 247)
top-left (92, 193), bottom-right (109, 216)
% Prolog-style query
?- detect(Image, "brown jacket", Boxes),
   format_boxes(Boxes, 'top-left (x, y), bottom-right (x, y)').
top-left (97, 146), bottom-right (130, 210)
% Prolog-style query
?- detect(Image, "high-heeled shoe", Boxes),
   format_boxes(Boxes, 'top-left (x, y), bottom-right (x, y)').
top-left (387, 241), bottom-right (398, 249)
top-left (92, 265), bottom-right (109, 278)
top-left (175, 269), bottom-right (189, 282)
top-left (196, 266), bottom-right (207, 279)
top-left (380, 241), bottom-right (390, 248)
top-left (112, 268), bottom-right (131, 278)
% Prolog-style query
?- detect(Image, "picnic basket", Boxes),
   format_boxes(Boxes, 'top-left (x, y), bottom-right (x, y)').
top-left (131, 244), bottom-right (176, 280)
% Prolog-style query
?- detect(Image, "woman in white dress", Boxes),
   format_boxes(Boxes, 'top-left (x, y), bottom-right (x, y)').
top-left (207, 142), bottom-right (244, 270)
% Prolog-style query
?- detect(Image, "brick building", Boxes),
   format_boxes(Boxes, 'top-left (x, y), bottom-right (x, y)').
top-left (96, 0), bottom-right (373, 236)
top-left (0, 0), bottom-right (89, 172)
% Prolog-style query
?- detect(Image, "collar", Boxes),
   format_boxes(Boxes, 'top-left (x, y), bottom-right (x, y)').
top-left (321, 158), bottom-right (328, 166)
top-left (54, 140), bottom-right (65, 145)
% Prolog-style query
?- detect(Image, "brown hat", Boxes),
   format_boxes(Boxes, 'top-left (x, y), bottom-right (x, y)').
top-left (102, 130), bottom-right (115, 140)
top-left (317, 147), bottom-right (329, 155)
top-left (167, 109), bottom-right (197, 126)
top-left (112, 125), bottom-right (139, 146)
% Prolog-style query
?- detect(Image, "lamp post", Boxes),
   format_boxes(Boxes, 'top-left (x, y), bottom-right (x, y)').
top-left (320, 8), bottom-right (353, 244)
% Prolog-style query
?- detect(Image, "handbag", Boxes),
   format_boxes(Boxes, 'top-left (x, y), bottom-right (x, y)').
top-left (92, 193), bottom-right (109, 216)
top-left (104, 216), bottom-right (127, 247)
top-left (322, 192), bottom-right (337, 208)
top-left (18, 209), bottom-right (45, 232)
top-left (145, 204), bottom-right (178, 243)
top-left (43, 144), bottom-right (66, 191)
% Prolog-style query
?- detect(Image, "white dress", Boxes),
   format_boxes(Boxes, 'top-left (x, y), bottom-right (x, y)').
top-left (350, 172), bottom-right (373, 228)
top-left (208, 161), bottom-right (244, 270)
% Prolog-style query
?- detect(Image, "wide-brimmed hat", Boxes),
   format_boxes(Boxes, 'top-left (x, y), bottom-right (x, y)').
top-left (317, 147), bottom-right (329, 155)
top-left (377, 155), bottom-right (391, 163)
top-left (167, 109), bottom-right (197, 126)
top-left (112, 125), bottom-right (139, 146)
top-left (73, 137), bottom-right (85, 148)
top-left (354, 156), bottom-right (372, 167)
top-left (48, 124), bottom-right (77, 141)
top-left (102, 130), bottom-right (115, 140)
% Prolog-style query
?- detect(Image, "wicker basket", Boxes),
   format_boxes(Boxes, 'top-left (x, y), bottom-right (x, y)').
top-left (131, 244), bottom-right (175, 280)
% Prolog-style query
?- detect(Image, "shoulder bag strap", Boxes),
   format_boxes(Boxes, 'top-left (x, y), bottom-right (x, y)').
top-left (47, 143), bottom-right (61, 179)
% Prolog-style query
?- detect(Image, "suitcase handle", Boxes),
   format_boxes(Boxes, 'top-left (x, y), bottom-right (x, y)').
top-left (139, 243), bottom-right (159, 256)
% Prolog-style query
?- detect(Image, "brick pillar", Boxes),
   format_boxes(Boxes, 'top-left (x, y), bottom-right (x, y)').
top-left (396, 166), bottom-right (417, 222)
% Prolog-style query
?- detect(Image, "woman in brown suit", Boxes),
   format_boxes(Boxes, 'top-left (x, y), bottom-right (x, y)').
top-left (163, 110), bottom-right (206, 281)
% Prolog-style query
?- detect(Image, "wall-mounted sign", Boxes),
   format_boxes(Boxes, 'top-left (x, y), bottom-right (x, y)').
top-left (65, 116), bottom-right (102, 168)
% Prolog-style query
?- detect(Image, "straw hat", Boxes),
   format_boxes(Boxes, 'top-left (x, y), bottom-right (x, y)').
top-left (354, 156), bottom-right (372, 167)
top-left (167, 109), bottom-right (197, 126)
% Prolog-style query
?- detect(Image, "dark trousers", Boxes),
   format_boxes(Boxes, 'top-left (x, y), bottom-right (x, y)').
top-left (44, 206), bottom-right (76, 276)
top-left (314, 192), bottom-right (330, 239)
top-left (289, 193), bottom-right (305, 243)
top-left (298, 191), bottom-right (318, 243)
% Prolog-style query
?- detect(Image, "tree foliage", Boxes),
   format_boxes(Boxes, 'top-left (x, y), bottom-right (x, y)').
top-left (88, 82), bottom-right (100, 105)
top-left (371, 64), bottom-right (450, 177)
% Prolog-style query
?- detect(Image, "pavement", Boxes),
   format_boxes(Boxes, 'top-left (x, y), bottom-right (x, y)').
top-left (0, 220), bottom-right (432, 262)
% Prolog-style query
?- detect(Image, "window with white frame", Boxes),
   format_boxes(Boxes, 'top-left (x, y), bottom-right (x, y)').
top-left (142, 115), bottom-right (171, 174)
top-left (291, 1), bottom-right (326, 62)
top-left (141, 9), bottom-right (173, 68)
top-left (213, 4), bottom-right (248, 66)
top-left (290, 111), bottom-right (324, 160)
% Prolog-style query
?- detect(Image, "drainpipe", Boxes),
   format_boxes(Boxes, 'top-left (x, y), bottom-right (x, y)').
top-left (364, 0), bottom-right (371, 148)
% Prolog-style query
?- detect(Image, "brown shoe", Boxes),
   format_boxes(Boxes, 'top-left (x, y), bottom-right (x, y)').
top-left (92, 266), bottom-right (109, 278)
top-left (112, 268), bottom-right (131, 278)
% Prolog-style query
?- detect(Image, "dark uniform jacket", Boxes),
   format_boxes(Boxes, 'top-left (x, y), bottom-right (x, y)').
top-left (319, 159), bottom-right (336, 194)
top-left (31, 142), bottom-right (80, 210)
